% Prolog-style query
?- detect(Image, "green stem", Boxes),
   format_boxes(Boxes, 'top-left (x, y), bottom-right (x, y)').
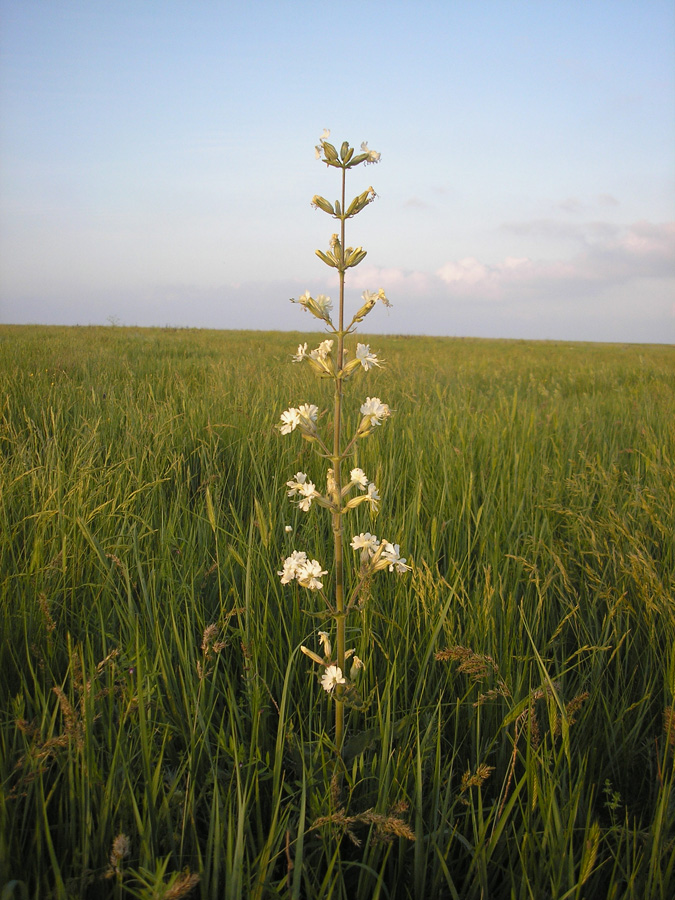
top-left (333, 164), bottom-right (347, 754)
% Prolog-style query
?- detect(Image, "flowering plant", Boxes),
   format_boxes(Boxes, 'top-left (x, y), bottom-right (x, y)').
top-left (279, 131), bottom-right (410, 755)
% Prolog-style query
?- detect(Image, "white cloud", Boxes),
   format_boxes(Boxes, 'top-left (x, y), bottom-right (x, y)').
top-left (435, 220), bottom-right (675, 300)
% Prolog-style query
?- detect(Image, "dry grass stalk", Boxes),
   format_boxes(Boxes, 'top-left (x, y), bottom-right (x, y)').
top-left (310, 801), bottom-right (416, 846)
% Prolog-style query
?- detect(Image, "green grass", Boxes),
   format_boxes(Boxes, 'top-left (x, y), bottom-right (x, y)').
top-left (1, 324), bottom-right (674, 899)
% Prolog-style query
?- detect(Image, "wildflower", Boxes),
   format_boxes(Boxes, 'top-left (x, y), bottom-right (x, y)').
top-left (292, 291), bottom-right (333, 323)
top-left (310, 339), bottom-right (334, 361)
top-left (296, 480), bottom-right (318, 511)
top-left (321, 665), bottom-right (346, 693)
top-left (360, 397), bottom-right (391, 429)
top-left (314, 294), bottom-right (332, 316)
top-left (296, 558), bottom-right (328, 591)
top-left (361, 141), bottom-right (381, 164)
top-left (381, 542), bottom-right (410, 573)
top-left (284, 525), bottom-right (293, 533)
top-left (350, 532), bottom-right (380, 555)
top-left (356, 343), bottom-right (381, 371)
top-left (377, 287), bottom-right (392, 308)
top-left (298, 403), bottom-right (319, 425)
top-left (279, 407), bottom-right (301, 434)
top-left (350, 656), bottom-right (364, 679)
top-left (366, 482), bottom-right (380, 510)
top-left (350, 467), bottom-right (369, 490)
top-left (278, 550), bottom-right (308, 584)
top-left (293, 343), bottom-right (309, 362)
top-left (318, 631), bottom-right (332, 658)
top-left (286, 472), bottom-right (310, 497)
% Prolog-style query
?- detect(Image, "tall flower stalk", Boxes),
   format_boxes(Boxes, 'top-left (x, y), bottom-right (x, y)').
top-left (279, 131), bottom-right (410, 755)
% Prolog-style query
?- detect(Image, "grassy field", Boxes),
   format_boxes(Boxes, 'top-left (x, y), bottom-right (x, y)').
top-left (1, 324), bottom-right (674, 899)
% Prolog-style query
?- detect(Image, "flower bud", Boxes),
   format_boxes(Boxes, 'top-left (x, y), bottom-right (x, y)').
top-left (352, 291), bottom-right (377, 323)
top-left (311, 195), bottom-right (335, 215)
top-left (322, 141), bottom-right (339, 162)
top-left (315, 249), bottom-right (337, 268)
top-left (346, 152), bottom-right (369, 167)
top-left (346, 247), bottom-right (367, 268)
top-left (301, 645), bottom-right (325, 665)
top-left (341, 357), bottom-right (363, 378)
top-left (318, 631), bottom-right (332, 659)
top-left (343, 495), bottom-right (369, 510)
top-left (350, 656), bottom-right (364, 679)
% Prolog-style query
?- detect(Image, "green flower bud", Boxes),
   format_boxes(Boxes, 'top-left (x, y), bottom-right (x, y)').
top-left (315, 249), bottom-right (337, 268)
top-left (301, 645), bottom-right (325, 666)
top-left (340, 141), bottom-right (350, 161)
top-left (346, 247), bottom-right (367, 268)
top-left (322, 141), bottom-right (339, 162)
top-left (341, 357), bottom-right (363, 378)
top-left (311, 195), bottom-right (335, 215)
top-left (346, 152), bottom-right (369, 167)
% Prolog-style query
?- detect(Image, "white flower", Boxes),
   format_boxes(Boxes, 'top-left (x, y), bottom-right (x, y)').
top-left (278, 550), bottom-right (308, 584)
top-left (286, 473), bottom-right (318, 511)
top-left (286, 472), bottom-right (309, 497)
top-left (296, 558), bottom-right (327, 591)
top-left (296, 481), bottom-right (318, 511)
top-left (321, 665), bottom-right (346, 693)
top-left (360, 397), bottom-right (391, 427)
top-left (356, 343), bottom-right (381, 371)
top-left (318, 631), bottom-right (332, 658)
top-left (350, 532), bottom-right (380, 555)
top-left (377, 288), bottom-right (392, 308)
top-left (279, 407), bottom-right (301, 434)
top-left (381, 542), bottom-right (410, 573)
top-left (350, 467), bottom-right (368, 490)
top-left (297, 403), bottom-right (319, 425)
top-left (315, 130), bottom-right (330, 160)
top-left (310, 339), bottom-right (333, 361)
top-left (293, 343), bottom-right (309, 362)
top-left (366, 482), bottom-right (380, 510)
top-left (284, 525), bottom-right (293, 533)
top-left (361, 141), bottom-right (381, 164)
top-left (314, 294), bottom-right (333, 316)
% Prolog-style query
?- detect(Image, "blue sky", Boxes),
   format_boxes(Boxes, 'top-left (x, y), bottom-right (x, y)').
top-left (1, 0), bottom-right (673, 342)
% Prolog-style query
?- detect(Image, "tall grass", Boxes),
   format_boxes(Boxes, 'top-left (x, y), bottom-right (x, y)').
top-left (1, 324), bottom-right (674, 898)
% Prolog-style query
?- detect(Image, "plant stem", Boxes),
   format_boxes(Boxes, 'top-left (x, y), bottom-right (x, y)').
top-left (333, 164), bottom-right (347, 753)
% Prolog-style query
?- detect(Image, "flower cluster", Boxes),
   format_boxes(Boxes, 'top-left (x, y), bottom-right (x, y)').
top-left (358, 397), bottom-right (391, 435)
top-left (315, 129), bottom-right (380, 168)
top-left (342, 467), bottom-right (380, 512)
top-left (278, 403), bottom-right (319, 436)
top-left (300, 631), bottom-right (365, 693)
top-left (351, 533), bottom-right (410, 573)
top-left (286, 472), bottom-right (319, 511)
top-left (278, 551), bottom-right (327, 591)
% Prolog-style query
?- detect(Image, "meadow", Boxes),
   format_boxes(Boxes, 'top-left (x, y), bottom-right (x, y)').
top-left (1, 323), bottom-right (674, 899)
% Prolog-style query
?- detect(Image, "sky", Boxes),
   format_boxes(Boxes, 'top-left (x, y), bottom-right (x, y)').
top-left (1, 0), bottom-right (674, 343)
